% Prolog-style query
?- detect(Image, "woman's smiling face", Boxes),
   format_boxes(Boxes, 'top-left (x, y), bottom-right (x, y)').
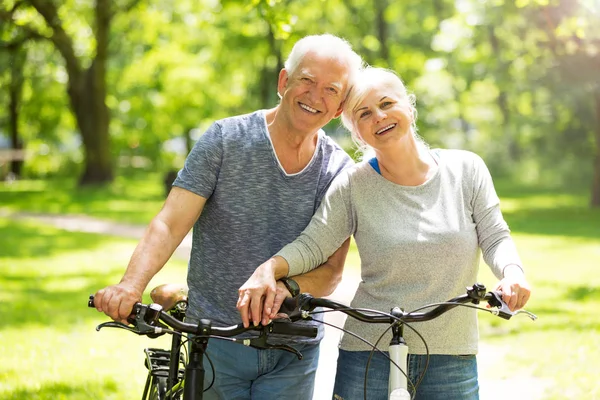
top-left (352, 80), bottom-right (414, 150)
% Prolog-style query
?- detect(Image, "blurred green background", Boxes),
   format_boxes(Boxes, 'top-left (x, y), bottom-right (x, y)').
top-left (1, 0), bottom-right (599, 399)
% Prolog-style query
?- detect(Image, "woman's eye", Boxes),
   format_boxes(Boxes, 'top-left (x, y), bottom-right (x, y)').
top-left (381, 101), bottom-right (392, 108)
top-left (359, 110), bottom-right (371, 118)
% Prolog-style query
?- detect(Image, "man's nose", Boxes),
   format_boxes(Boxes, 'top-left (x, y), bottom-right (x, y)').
top-left (307, 86), bottom-right (321, 104)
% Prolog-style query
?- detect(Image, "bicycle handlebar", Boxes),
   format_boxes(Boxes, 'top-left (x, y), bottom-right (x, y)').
top-left (283, 283), bottom-right (537, 324)
top-left (88, 295), bottom-right (318, 339)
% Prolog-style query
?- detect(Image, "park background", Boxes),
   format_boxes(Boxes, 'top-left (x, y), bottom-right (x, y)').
top-left (0, 0), bottom-right (599, 399)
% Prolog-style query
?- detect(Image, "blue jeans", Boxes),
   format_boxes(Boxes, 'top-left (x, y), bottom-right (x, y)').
top-left (200, 338), bottom-right (320, 400)
top-left (333, 349), bottom-right (479, 400)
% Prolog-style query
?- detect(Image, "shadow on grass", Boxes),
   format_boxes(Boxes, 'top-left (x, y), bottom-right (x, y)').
top-left (0, 269), bottom-right (123, 329)
top-left (2, 380), bottom-right (119, 400)
top-left (0, 219), bottom-right (131, 329)
top-left (502, 206), bottom-right (600, 240)
top-left (565, 285), bottom-right (600, 301)
top-left (0, 175), bottom-right (165, 224)
top-left (0, 218), bottom-right (115, 258)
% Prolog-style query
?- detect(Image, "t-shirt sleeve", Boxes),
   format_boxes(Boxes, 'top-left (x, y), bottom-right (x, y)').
top-left (173, 122), bottom-right (223, 199)
top-left (470, 153), bottom-right (523, 279)
top-left (277, 170), bottom-right (355, 276)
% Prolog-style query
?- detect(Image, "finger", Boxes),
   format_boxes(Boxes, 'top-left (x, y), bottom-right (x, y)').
top-left (250, 292), bottom-right (264, 327)
top-left (236, 290), bottom-right (244, 309)
top-left (500, 284), bottom-right (511, 306)
top-left (94, 289), bottom-right (104, 312)
top-left (271, 292), bottom-right (285, 318)
top-left (508, 291), bottom-right (519, 311)
top-left (517, 291), bottom-right (531, 309)
top-left (238, 293), bottom-right (251, 328)
top-left (262, 290), bottom-right (276, 325)
top-left (102, 291), bottom-right (117, 320)
top-left (118, 298), bottom-right (134, 321)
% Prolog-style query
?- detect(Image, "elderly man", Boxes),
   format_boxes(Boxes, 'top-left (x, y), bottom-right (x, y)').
top-left (93, 34), bottom-right (362, 399)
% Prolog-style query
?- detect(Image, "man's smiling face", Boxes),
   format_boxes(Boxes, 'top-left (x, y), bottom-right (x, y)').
top-left (277, 52), bottom-right (350, 134)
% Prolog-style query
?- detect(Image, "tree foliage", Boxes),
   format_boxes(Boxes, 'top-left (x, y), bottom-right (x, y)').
top-left (0, 0), bottom-right (598, 204)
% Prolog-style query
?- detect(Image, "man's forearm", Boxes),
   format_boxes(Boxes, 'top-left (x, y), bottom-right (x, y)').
top-left (120, 217), bottom-right (186, 294)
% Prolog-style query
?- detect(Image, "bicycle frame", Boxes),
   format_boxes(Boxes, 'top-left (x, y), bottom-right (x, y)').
top-left (388, 315), bottom-right (410, 400)
top-left (90, 293), bottom-right (317, 400)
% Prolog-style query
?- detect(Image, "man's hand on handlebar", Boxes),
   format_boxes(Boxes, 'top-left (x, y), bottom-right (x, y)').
top-left (93, 283), bottom-right (142, 324)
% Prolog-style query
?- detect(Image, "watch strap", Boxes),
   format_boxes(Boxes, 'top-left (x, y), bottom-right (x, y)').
top-left (280, 277), bottom-right (300, 297)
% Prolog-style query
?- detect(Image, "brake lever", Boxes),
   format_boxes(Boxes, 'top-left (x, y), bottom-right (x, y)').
top-left (487, 292), bottom-right (515, 320)
top-left (240, 327), bottom-right (304, 360)
top-left (96, 321), bottom-right (142, 334)
top-left (245, 338), bottom-right (304, 360)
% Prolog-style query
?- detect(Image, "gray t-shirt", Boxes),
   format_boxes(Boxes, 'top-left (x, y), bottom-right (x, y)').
top-left (277, 149), bottom-right (522, 354)
top-left (173, 110), bottom-right (353, 343)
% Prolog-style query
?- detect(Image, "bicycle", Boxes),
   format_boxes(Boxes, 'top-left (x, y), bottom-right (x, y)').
top-left (280, 282), bottom-right (537, 400)
top-left (88, 283), bottom-right (318, 400)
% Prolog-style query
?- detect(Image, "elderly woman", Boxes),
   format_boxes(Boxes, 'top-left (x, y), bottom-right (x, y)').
top-left (238, 67), bottom-right (531, 399)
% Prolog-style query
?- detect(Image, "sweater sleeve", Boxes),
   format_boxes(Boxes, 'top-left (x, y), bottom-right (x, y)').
top-left (470, 154), bottom-right (523, 279)
top-left (276, 169), bottom-right (355, 276)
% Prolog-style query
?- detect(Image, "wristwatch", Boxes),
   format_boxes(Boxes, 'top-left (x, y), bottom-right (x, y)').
top-left (280, 277), bottom-right (301, 297)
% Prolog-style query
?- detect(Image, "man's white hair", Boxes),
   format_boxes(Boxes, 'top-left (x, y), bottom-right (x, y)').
top-left (284, 34), bottom-right (363, 91)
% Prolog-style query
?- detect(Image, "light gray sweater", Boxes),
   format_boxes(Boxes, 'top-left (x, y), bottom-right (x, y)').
top-left (277, 149), bottom-right (522, 354)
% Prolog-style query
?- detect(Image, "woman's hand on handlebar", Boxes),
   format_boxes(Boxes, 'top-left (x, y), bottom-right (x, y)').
top-left (495, 265), bottom-right (531, 311)
top-left (237, 262), bottom-right (277, 328)
top-left (237, 257), bottom-right (291, 328)
top-left (93, 283), bottom-right (142, 324)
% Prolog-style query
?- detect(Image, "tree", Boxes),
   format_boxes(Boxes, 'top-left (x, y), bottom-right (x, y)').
top-left (0, 31), bottom-right (28, 178)
top-left (0, 0), bottom-right (141, 185)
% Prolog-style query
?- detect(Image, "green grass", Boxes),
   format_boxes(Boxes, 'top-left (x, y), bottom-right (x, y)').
top-left (1, 176), bottom-right (600, 399)
top-left (0, 218), bottom-right (187, 400)
top-left (474, 184), bottom-right (600, 399)
top-left (0, 173), bottom-right (166, 224)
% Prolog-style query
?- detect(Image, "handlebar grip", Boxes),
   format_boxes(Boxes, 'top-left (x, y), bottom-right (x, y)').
top-left (270, 321), bottom-right (318, 338)
top-left (280, 296), bottom-right (299, 314)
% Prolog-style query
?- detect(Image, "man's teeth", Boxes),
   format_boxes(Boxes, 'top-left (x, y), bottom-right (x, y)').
top-left (376, 124), bottom-right (396, 134)
top-left (300, 103), bottom-right (318, 113)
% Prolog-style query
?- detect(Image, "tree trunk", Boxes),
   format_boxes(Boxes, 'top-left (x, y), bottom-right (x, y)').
top-left (489, 26), bottom-right (519, 162)
top-left (72, 60), bottom-right (113, 185)
top-left (375, 0), bottom-right (389, 64)
top-left (30, 0), bottom-right (113, 185)
top-left (8, 46), bottom-right (26, 178)
top-left (76, 0), bottom-right (112, 185)
top-left (259, 22), bottom-right (283, 108)
top-left (591, 89), bottom-right (600, 207)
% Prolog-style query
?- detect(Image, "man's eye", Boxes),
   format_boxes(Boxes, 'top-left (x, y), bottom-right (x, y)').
top-left (381, 101), bottom-right (392, 108)
top-left (327, 87), bottom-right (338, 94)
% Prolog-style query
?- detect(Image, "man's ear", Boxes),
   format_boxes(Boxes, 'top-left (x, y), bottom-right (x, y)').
top-left (277, 69), bottom-right (289, 98)
top-left (334, 100), bottom-right (345, 118)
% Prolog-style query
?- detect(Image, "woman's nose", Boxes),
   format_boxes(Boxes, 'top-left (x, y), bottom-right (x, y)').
top-left (374, 108), bottom-right (387, 122)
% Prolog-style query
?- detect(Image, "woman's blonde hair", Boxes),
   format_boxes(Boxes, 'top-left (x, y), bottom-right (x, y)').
top-left (341, 67), bottom-right (421, 156)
